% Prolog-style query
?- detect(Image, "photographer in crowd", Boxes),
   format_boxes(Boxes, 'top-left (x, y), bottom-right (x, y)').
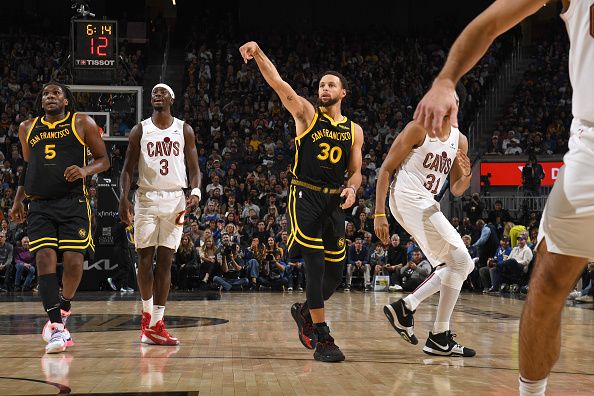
top-left (213, 239), bottom-right (248, 291)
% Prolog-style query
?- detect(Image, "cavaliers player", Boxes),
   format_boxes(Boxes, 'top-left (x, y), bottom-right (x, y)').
top-left (10, 82), bottom-right (110, 353)
top-left (375, 93), bottom-right (475, 357)
top-left (119, 83), bottom-right (201, 345)
top-left (414, 0), bottom-right (594, 394)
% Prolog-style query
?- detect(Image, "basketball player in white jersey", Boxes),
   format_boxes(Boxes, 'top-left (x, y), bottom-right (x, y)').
top-left (413, 1), bottom-right (593, 394)
top-left (119, 83), bottom-right (202, 345)
top-left (374, 96), bottom-right (476, 357)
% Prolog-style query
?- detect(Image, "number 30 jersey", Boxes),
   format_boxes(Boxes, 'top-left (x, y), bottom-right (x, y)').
top-left (392, 126), bottom-right (460, 200)
top-left (291, 107), bottom-right (354, 188)
top-left (137, 116), bottom-right (187, 192)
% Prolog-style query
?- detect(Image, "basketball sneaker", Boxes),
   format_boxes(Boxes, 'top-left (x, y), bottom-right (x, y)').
top-left (42, 310), bottom-right (71, 342)
top-left (422, 330), bottom-right (476, 357)
top-left (313, 324), bottom-right (345, 362)
top-left (140, 311), bottom-right (151, 340)
top-left (45, 324), bottom-right (74, 354)
top-left (141, 320), bottom-right (180, 346)
top-left (384, 299), bottom-right (418, 345)
top-left (290, 302), bottom-right (316, 350)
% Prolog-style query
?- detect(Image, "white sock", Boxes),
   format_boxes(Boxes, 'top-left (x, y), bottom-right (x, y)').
top-left (150, 305), bottom-right (165, 327)
top-left (142, 297), bottom-right (153, 315)
top-left (404, 271), bottom-right (442, 311)
top-left (519, 376), bottom-right (548, 396)
top-left (433, 283), bottom-right (461, 334)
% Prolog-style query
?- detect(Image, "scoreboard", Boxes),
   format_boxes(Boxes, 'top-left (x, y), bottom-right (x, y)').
top-left (71, 19), bottom-right (118, 69)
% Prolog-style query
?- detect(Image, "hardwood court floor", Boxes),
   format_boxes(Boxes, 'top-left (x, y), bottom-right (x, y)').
top-left (0, 290), bottom-right (592, 395)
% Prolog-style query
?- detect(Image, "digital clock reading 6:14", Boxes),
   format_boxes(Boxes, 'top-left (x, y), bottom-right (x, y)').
top-left (71, 19), bottom-right (118, 69)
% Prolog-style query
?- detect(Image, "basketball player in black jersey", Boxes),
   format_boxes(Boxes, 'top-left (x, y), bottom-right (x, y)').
top-left (10, 82), bottom-right (109, 354)
top-left (240, 41), bottom-right (364, 362)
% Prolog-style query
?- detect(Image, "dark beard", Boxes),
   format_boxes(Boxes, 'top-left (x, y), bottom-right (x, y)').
top-left (153, 104), bottom-right (165, 112)
top-left (45, 106), bottom-right (65, 116)
top-left (318, 96), bottom-right (339, 107)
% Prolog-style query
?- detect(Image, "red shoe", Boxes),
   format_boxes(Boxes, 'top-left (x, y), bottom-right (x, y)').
top-left (140, 312), bottom-right (151, 340)
top-left (141, 320), bottom-right (179, 346)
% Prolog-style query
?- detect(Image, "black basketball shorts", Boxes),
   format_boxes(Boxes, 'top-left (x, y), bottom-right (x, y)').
top-left (27, 194), bottom-right (94, 255)
top-left (286, 185), bottom-right (346, 263)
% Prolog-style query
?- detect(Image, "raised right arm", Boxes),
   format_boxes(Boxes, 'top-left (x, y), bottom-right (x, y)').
top-left (239, 41), bottom-right (315, 131)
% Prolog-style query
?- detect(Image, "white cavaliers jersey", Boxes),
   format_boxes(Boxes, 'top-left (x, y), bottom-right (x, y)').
top-left (561, 0), bottom-right (594, 123)
top-left (137, 117), bottom-right (187, 191)
top-left (392, 127), bottom-right (460, 200)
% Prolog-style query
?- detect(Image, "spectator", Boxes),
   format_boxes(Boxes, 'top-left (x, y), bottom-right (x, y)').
top-left (213, 241), bottom-right (248, 291)
top-left (464, 193), bottom-right (484, 224)
top-left (285, 257), bottom-right (304, 292)
top-left (0, 231), bottom-right (14, 292)
top-left (14, 236), bottom-right (35, 291)
top-left (385, 234), bottom-right (407, 290)
top-left (504, 138), bottom-right (522, 155)
top-left (371, 243), bottom-right (387, 277)
top-left (198, 237), bottom-right (218, 285)
top-left (479, 238), bottom-right (511, 292)
top-left (486, 234), bottom-right (533, 292)
top-left (487, 200), bottom-right (512, 225)
top-left (107, 220), bottom-right (136, 293)
top-left (175, 233), bottom-right (200, 291)
top-left (345, 238), bottom-right (371, 292)
top-left (395, 248), bottom-right (432, 292)
top-left (257, 247), bottom-right (287, 290)
top-left (244, 237), bottom-right (265, 289)
top-left (472, 219), bottom-right (499, 270)
top-left (522, 154), bottom-right (545, 195)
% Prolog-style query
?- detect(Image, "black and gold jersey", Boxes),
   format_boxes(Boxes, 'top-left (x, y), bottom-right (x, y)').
top-left (25, 112), bottom-right (88, 199)
top-left (291, 107), bottom-right (354, 188)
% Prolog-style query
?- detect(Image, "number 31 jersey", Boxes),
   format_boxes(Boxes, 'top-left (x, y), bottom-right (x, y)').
top-left (137, 117), bottom-right (187, 192)
top-left (392, 126), bottom-right (460, 199)
top-left (291, 107), bottom-right (354, 188)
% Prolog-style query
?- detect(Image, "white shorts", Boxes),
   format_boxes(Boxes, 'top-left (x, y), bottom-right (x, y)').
top-left (134, 189), bottom-right (186, 250)
top-left (537, 118), bottom-right (594, 260)
top-left (389, 188), bottom-right (466, 267)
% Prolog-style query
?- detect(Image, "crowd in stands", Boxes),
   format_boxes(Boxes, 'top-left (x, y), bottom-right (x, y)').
top-left (485, 22), bottom-right (573, 157)
top-left (0, 29), bottom-right (590, 304)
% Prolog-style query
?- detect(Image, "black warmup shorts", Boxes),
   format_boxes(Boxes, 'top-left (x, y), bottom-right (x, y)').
top-left (27, 194), bottom-right (94, 255)
top-left (286, 184), bottom-right (346, 263)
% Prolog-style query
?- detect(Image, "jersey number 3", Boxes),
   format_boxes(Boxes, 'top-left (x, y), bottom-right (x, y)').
top-left (317, 143), bottom-right (342, 164)
top-left (160, 159), bottom-right (169, 175)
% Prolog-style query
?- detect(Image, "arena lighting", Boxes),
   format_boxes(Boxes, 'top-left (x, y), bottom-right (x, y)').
top-left (172, 0), bottom-right (176, 5)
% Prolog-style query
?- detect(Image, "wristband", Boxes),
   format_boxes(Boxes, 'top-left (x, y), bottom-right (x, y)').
top-left (347, 186), bottom-right (356, 194)
top-left (374, 213), bottom-right (386, 218)
top-left (463, 172), bottom-right (472, 177)
top-left (190, 188), bottom-right (202, 202)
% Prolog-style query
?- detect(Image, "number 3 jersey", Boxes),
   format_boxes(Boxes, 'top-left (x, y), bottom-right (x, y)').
top-left (137, 116), bottom-right (187, 192)
top-left (25, 112), bottom-right (88, 199)
top-left (291, 107), bottom-right (354, 188)
top-left (392, 126), bottom-right (460, 200)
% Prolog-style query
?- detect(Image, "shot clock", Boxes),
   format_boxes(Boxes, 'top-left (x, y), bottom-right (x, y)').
top-left (71, 19), bottom-right (118, 69)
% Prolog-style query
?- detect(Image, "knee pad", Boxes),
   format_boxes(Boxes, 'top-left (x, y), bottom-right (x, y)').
top-left (441, 246), bottom-right (474, 289)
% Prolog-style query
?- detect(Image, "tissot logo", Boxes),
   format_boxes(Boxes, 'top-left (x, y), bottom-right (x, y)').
top-left (75, 59), bottom-right (115, 66)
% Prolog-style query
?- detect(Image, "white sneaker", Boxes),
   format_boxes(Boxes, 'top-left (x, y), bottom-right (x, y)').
top-left (45, 324), bottom-right (74, 354)
top-left (287, 287), bottom-right (293, 292)
top-left (107, 277), bottom-right (117, 291)
top-left (389, 284), bottom-right (403, 292)
top-left (125, 287), bottom-right (135, 292)
top-left (576, 294), bottom-right (593, 303)
top-left (42, 310), bottom-right (71, 342)
top-left (568, 290), bottom-right (582, 300)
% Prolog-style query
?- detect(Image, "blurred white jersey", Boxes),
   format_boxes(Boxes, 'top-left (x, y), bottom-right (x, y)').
top-left (392, 127), bottom-right (459, 200)
top-left (561, 0), bottom-right (594, 123)
top-left (137, 117), bottom-right (187, 192)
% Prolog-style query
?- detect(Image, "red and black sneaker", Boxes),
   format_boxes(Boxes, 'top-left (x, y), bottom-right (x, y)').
top-left (290, 302), bottom-right (316, 349)
top-left (313, 324), bottom-right (345, 362)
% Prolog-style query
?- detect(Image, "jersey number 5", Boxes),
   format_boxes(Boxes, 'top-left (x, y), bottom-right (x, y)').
top-left (317, 143), bottom-right (342, 164)
top-left (160, 159), bottom-right (169, 175)
top-left (424, 174), bottom-right (441, 194)
top-left (45, 144), bottom-right (56, 160)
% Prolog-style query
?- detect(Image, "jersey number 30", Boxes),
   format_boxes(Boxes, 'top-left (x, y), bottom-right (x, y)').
top-left (317, 143), bottom-right (342, 164)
